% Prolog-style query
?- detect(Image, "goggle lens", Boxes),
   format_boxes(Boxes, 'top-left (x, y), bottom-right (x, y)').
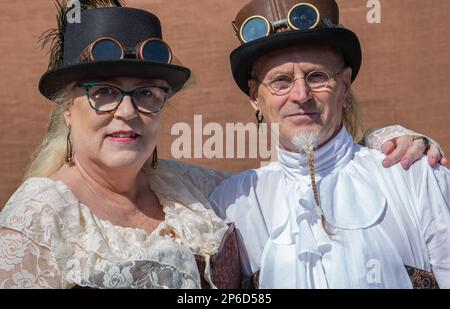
top-left (91, 39), bottom-right (123, 61)
top-left (141, 40), bottom-right (171, 63)
top-left (241, 17), bottom-right (270, 43)
top-left (289, 4), bottom-right (320, 30)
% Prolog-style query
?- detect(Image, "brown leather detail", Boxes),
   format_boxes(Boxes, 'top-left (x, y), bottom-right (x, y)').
top-left (405, 265), bottom-right (440, 289)
top-left (234, 0), bottom-right (339, 35)
top-left (195, 223), bottom-right (242, 289)
top-left (243, 270), bottom-right (259, 289)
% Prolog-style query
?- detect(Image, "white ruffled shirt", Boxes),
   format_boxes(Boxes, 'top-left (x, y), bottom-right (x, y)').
top-left (0, 160), bottom-right (231, 289)
top-left (209, 127), bottom-right (450, 289)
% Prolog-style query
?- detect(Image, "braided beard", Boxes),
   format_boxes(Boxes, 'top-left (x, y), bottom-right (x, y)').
top-left (291, 130), bottom-right (335, 235)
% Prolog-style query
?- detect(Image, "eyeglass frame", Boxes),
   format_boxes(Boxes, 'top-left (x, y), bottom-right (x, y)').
top-left (79, 37), bottom-right (173, 64)
top-left (234, 3), bottom-right (321, 43)
top-left (252, 67), bottom-right (345, 95)
top-left (77, 82), bottom-right (171, 115)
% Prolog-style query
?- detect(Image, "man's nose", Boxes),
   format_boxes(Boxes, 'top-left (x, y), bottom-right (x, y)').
top-left (114, 95), bottom-right (139, 120)
top-left (289, 78), bottom-right (313, 104)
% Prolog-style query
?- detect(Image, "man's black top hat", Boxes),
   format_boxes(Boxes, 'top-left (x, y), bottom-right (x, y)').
top-left (229, 0), bottom-right (362, 96)
top-left (39, 6), bottom-right (191, 99)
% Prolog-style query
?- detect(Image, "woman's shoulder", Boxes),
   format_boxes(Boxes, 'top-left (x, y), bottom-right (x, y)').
top-left (148, 159), bottom-right (234, 198)
top-left (2, 177), bottom-right (75, 209)
top-left (0, 177), bottom-right (77, 245)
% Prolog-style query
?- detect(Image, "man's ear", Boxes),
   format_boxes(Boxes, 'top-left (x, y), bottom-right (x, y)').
top-left (342, 67), bottom-right (353, 100)
top-left (248, 79), bottom-right (261, 112)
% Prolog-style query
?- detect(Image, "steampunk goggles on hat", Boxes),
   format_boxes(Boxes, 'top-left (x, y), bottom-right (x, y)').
top-left (235, 3), bottom-right (321, 43)
top-left (80, 37), bottom-right (173, 64)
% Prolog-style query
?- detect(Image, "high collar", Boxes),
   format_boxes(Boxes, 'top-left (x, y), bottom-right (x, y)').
top-left (277, 126), bottom-right (355, 180)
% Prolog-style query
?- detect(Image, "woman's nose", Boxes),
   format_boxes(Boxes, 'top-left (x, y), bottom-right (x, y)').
top-left (114, 95), bottom-right (139, 120)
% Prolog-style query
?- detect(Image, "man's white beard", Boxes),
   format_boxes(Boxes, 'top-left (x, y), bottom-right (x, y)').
top-left (290, 129), bottom-right (336, 235)
top-left (291, 130), bottom-right (320, 153)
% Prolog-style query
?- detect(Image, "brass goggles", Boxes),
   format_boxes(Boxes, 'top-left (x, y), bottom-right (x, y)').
top-left (80, 37), bottom-right (172, 64)
top-left (237, 3), bottom-right (321, 43)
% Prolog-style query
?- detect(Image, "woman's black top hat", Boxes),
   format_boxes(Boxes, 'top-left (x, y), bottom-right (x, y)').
top-left (39, 1), bottom-right (191, 99)
top-left (229, 0), bottom-right (362, 95)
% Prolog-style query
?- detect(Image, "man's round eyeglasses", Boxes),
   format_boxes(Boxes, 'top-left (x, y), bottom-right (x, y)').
top-left (254, 68), bottom-right (344, 95)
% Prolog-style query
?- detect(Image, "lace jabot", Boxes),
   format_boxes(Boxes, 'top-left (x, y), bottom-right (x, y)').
top-left (0, 160), bottom-right (231, 289)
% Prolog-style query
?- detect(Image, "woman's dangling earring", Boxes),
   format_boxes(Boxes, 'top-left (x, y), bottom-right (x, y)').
top-left (66, 128), bottom-right (75, 167)
top-left (256, 110), bottom-right (264, 129)
top-left (151, 146), bottom-right (159, 169)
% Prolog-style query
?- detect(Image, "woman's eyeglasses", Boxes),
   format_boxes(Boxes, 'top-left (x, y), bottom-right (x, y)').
top-left (77, 82), bottom-right (170, 114)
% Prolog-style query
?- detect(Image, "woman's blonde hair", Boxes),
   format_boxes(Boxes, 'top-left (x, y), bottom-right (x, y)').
top-left (23, 84), bottom-right (74, 179)
top-left (23, 84), bottom-right (157, 180)
top-left (343, 92), bottom-right (365, 144)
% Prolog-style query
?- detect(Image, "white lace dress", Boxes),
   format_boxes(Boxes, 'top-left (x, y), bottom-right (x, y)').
top-left (0, 160), bottom-right (231, 289)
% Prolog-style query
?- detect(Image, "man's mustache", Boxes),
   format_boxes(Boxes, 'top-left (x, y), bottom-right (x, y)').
top-left (281, 101), bottom-right (320, 118)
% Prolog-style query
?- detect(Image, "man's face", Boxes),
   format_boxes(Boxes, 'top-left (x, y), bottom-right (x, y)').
top-left (249, 45), bottom-right (352, 152)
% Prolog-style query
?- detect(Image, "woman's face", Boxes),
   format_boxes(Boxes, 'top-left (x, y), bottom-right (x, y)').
top-left (64, 77), bottom-right (168, 171)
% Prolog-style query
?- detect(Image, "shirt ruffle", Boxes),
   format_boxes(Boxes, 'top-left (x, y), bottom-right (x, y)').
top-left (260, 127), bottom-right (411, 288)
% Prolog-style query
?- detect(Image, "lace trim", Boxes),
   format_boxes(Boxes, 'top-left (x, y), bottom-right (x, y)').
top-left (365, 125), bottom-right (445, 157)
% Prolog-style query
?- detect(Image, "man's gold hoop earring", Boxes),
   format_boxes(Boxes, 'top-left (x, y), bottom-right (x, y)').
top-left (256, 110), bottom-right (264, 129)
top-left (66, 129), bottom-right (75, 167)
top-left (151, 146), bottom-right (159, 169)
top-left (345, 97), bottom-right (353, 111)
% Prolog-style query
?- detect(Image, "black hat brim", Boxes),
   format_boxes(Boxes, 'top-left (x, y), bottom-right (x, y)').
top-left (230, 28), bottom-right (362, 95)
top-left (39, 59), bottom-right (191, 99)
